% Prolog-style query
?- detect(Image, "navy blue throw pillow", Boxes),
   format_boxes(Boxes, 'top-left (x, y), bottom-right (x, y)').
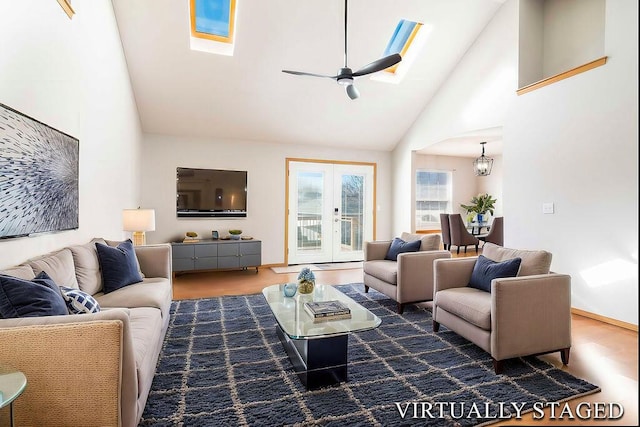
top-left (468, 255), bottom-right (522, 293)
top-left (96, 239), bottom-right (143, 294)
top-left (385, 237), bottom-right (422, 261)
top-left (0, 271), bottom-right (69, 318)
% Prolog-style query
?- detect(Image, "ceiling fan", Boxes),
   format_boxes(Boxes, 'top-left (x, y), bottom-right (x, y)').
top-left (282, 0), bottom-right (402, 100)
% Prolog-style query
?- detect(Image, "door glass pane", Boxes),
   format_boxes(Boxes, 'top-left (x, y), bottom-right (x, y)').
top-left (340, 174), bottom-right (364, 252)
top-left (297, 172), bottom-right (323, 252)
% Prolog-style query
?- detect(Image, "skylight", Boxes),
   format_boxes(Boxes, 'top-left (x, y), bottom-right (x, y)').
top-left (372, 19), bottom-right (430, 84)
top-left (189, 0), bottom-right (237, 56)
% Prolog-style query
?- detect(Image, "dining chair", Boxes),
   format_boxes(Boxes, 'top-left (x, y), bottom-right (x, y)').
top-left (439, 213), bottom-right (451, 251)
top-left (478, 216), bottom-right (504, 246)
top-left (448, 214), bottom-right (480, 254)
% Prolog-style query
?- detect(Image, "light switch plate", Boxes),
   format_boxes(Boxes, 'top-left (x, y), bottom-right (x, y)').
top-left (542, 202), bottom-right (554, 214)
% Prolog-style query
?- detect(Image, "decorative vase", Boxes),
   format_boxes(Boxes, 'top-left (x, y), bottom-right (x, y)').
top-left (283, 283), bottom-right (297, 298)
top-left (476, 213), bottom-right (484, 223)
top-left (230, 234), bottom-right (241, 240)
top-left (297, 279), bottom-right (315, 294)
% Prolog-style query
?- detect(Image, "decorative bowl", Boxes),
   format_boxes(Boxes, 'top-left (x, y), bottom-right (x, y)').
top-left (283, 283), bottom-right (298, 298)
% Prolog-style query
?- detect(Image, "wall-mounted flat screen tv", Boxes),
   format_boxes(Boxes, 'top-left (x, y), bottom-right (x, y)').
top-left (177, 167), bottom-right (247, 218)
top-left (0, 103), bottom-right (79, 239)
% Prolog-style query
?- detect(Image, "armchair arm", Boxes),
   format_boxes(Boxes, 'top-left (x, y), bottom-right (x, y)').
top-left (0, 309), bottom-right (137, 426)
top-left (364, 240), bottom-right (392, 261)
top-left (396, 250), bottom-right (452, 302)
top-left (135, 243), bottom-right (172, 279)
top-left (433, 257), bottom-right (478, 293)
top-left (491, 273), bottom-right (572, 360)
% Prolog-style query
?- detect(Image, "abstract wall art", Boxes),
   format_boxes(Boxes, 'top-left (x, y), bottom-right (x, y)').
top-left (0, 103), bottom-right (79, 239)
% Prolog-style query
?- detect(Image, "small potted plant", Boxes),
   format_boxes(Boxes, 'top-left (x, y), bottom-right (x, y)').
top-left (460, 193), bottom-right (497, 223)
top-left (228, 229), bottom-right (242, 240)
top-left (297, 267), bottom-right (315, 294)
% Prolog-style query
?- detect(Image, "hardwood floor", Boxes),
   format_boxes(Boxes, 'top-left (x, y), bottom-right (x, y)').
top-left (171, 249), bottom-right (638, 426)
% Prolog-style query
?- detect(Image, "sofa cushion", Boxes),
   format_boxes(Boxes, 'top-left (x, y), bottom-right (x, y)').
top-left (400, 232), bottom-right (441, 251)
top-left (94, 278), bottom-right (172, 314)
top-left (68, 238), bottom-right (107, 295)
top-left (468, 255), bottom-right (522, 293)
top-left (0, 272), bottom-right (69, 318)
top-left (128, 307), bottom-right (164, 399)
top-left (105, 239), bottom-right (145, 278)
top-left (482, 243), bottom-right (552, 276)
top-left (385, 238), bottom-right (421, 261)
top-left (363, 260), bottom-right (398, 285)
top-left (60, 286), bottom-right (101, 314)
top-left (27, 248), bottom-right (79, 289)
top-left (0, 265), bottom-right (35, 281)
top-left (435, 287), bottom-right (492, 331)
top-left (96, 240), bottom-right (143, 294)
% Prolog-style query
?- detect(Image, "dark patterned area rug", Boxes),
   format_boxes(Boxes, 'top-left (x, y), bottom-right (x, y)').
top-left (139, 284), bottom-right (599, 426)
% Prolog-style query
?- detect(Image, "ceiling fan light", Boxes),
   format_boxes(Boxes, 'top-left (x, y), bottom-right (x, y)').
top-left (338, 77), bottom-right (354, 86)
top-left (346, 84), bottom-right (359, 100)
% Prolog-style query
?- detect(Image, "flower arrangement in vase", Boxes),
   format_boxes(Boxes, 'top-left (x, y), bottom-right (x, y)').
top-left (297, 267), bottom-right (315, 294)
top-left (460, 193), bottom-right (496, 223)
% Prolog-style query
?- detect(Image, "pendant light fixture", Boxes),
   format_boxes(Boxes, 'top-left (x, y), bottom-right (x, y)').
top-left (473, 141), bottom-right (493, 176)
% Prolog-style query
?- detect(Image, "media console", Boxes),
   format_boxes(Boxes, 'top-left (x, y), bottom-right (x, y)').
top-left (171, 239), bottom-right (261, 274)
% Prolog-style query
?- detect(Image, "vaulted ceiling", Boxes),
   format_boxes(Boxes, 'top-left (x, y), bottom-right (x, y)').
top-left (111, 0), bottom-right (505, 152)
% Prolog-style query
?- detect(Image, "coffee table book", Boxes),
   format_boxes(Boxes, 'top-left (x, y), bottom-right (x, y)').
top-left (304, 300), bottom-right (351, 322)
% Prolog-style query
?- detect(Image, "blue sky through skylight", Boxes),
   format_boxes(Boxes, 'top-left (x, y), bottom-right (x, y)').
top-left (194, 0), bottom-right (232, 38)
top-left (383, 19), bottom-right (419, 57)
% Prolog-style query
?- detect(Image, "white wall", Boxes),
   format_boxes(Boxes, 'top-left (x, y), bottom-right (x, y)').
top-left (518, 0), bottom-right (544, 86)
top-left (542, 0), bottom-right (605, 77)
top-left (392, 0), bottom-right (519, 235)
top-left (141, 134), bottom-right (392, 265)
top-left (393, 0), bottom-right (638, 325)
top-left (0, 0), bottom-right (142, 268)
top-left (505, 0), bottom-right (638, 324)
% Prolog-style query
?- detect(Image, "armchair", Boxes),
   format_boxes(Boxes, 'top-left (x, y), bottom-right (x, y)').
top-left (432, 243), bottom-right (571, 374)
top-left (363, 232), bottom-right (451, 313)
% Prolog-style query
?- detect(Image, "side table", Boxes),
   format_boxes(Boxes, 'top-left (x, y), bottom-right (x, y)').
top-left (0, 365), bottom-right (27, 427)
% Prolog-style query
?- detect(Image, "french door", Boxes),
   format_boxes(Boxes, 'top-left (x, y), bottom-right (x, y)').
top-left (287, 160), bottom-right (375, 264)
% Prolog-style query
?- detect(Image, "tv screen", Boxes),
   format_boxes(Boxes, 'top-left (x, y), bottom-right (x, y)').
top-left (177, 167), bottom-right (247, 218)
top-left (0, 103), bottom-right (79, 239)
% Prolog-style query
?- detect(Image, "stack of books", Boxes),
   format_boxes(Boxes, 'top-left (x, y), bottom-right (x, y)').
top-left (304, 300), bottom-right (351, 323)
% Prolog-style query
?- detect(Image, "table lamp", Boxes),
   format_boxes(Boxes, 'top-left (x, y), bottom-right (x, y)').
top-left (122, 208), bottom-right (155, 246)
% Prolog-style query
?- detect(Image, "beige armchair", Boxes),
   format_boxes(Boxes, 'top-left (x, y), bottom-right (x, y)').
top-left (363, 232), bottom-right (451, 313)
top-left (432, 243), bottom-right (571, 374)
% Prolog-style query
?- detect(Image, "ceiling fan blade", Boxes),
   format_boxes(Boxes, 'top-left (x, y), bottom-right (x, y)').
top-left (282, 70), bottom-right (337, 79)
top-left (345, 84), bottom-right (359, 100)
top-left (352, 53), bottom-right (402, 77)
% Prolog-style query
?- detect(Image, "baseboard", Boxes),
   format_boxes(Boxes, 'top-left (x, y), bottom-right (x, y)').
top-left (571, 307), bottom-right (638, 332)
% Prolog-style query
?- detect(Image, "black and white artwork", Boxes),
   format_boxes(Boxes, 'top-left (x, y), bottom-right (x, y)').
top-left (0, 103), bottom-right (79, 239)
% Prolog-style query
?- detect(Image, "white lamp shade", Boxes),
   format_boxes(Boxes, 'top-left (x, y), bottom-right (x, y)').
top-left (123, 209), bottom-right (156, 232)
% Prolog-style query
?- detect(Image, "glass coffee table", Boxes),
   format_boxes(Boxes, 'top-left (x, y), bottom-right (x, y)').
top-left (0, 365), bottom-right (27, 427)
top-left (262, 283), bottom-right (381, 390)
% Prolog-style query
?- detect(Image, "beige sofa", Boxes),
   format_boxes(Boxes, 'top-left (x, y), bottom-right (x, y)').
top-left (363, 232), bottom-right (451, 313)
top-left (432, 242), bottom-right (571, 374)
top-left (0, 238), bottom-right (172, 427)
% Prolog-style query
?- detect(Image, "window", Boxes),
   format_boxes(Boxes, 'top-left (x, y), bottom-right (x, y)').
top-left (415, 170), bottom-right (452, 230)
top-left (371, 19), bottom-right (430, 84)
top-left (382, 19), bottom-right (422, 74)
top-left (190, 0), bottom-right (237, 56)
